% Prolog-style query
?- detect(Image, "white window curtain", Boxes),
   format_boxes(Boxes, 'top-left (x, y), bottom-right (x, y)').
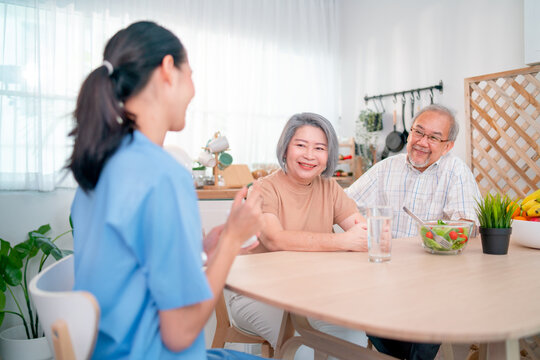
top-left (0, 0), bottom-right (340, 191)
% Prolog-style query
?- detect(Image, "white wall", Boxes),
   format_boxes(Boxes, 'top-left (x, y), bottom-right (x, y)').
top-left (0, 190), bottom-right (75, 247)
top-left (338, 0), bottom-right (524, 163)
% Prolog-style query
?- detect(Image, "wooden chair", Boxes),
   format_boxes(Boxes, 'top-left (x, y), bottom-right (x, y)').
top-left (212, 292), bottom-right (274, 358)
top-left (520, 334), bottom-right (540, 360)
top-left (29, 255), bottom-right (100, 360)
top-left (466, 337), bottom-right (540, 360)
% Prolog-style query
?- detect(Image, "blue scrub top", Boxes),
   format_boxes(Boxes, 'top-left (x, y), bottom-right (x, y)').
top-left (72, 130), bottom-right (212, 359)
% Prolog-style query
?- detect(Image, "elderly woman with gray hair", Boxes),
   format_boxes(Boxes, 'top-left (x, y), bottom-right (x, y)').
top-left (228, 112), bottom-right (368, 357)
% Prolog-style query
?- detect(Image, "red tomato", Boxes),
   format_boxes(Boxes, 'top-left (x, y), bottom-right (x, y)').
top-left (426, 231), bottom-right (433, 239)
top-left (449, 231), bottom-right (458, 240)
top-left (457, 227), bottom-right (464, 233)
top-left (458, 234), bottom-right (468, 243)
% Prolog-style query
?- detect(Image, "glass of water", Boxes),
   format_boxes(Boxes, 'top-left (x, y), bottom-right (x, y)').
top-left (367, 205), bottom-right (393, 262)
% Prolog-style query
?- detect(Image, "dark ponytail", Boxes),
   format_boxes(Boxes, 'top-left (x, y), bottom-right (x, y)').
top-left (68, 21), bottom-right (186, 191)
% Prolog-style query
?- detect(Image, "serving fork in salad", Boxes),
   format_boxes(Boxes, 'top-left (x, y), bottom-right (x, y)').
top-left (403, 206), bottom-right (452, 249)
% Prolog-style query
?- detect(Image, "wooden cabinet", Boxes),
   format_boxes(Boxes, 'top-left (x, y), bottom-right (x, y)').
top-left (198, 199), bottom-right (233, 233)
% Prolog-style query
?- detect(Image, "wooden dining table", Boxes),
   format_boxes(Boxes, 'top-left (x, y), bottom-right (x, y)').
top-left (225, 236), bottom-right (540, 360)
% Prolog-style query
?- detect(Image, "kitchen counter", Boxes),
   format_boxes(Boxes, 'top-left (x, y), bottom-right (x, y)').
top-left (196, 189), bottom-right (240, 200)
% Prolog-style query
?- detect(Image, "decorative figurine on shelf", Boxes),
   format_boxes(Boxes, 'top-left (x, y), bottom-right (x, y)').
top-left (197, 131), bottom-right (233, 189)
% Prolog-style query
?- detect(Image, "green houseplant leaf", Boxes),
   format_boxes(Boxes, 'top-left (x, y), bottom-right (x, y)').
top-left (35, 224), bottom-right (52, 235)
top-left (0, 221), bottom-right (72, 338)
top-left (13, 240), bottom-right (33, 260)
top-left (33, 233), bottom-right (61, 259)
top-left (0, 273), bottom-right (5, 292)
top-left (0, 239), bottom-right (9, 257)
top-left (358, 109), bottom-right (383, 132)
top-left (0, 291), bottom-right (5, 325)
top-left (8, 246), bottom-right (24, 269)
top-left (3, 258), bottom-right (22, 287)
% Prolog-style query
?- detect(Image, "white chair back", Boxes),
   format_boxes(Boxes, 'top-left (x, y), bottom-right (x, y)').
top-left (29, 255), bottom-right (99, 360)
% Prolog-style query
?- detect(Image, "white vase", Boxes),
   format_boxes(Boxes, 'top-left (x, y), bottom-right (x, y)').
top-left (0, 325), bottom-right (53, 360)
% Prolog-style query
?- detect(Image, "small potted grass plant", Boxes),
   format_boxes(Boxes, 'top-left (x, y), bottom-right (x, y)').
top-left (475, 193), bottom-right (518, 255)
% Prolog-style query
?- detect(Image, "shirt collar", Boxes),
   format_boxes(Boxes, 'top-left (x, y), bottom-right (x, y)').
top-left (406, 153), bottom-right (447, 174)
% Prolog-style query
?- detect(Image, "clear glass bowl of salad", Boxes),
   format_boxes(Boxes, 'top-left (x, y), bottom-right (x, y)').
top-left (418, 220), bottom-right (474, 255)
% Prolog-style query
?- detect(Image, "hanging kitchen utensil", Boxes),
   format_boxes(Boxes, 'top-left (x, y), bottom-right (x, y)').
top-left (381, 97), bottom-right (405, 159)
top-left (400, 95), bottom-right (409, 144)
top-left (373, 98), bottom-right (381, 113)
top-left (378, 97), bottom-right (386, 114)
top-left (410, 93), bottom-right (416, 123)
top-left (401, 96), bottom-right (414, 145)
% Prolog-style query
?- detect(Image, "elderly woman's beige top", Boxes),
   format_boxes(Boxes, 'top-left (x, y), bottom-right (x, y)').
top-left (255, 170), bottom-right (357, 250)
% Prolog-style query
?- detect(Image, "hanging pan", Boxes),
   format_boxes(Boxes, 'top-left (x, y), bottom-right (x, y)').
top-left (381, 97), bottom-right (405, 159)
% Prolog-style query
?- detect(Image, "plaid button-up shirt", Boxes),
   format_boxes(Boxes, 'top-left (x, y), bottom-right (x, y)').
top-left (345, 153), bottom-right (481, 238)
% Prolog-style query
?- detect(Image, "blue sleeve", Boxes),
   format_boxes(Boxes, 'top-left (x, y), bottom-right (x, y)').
top-left (139, 173), bottom-right (213, 310)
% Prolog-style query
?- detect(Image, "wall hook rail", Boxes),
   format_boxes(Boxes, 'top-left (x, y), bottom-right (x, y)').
top-left (364, 80), bottom-right (443, 103)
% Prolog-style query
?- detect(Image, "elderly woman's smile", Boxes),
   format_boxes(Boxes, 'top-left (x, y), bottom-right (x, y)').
top-left (298, 161), bottom-right (317, 169)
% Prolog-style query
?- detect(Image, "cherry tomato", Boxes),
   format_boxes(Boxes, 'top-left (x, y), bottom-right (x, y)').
top-left (457, 227), bottom-right (464, 233)
top-left (449, 231), bottom-right (458, 240)
top-left (458, 234), bottom-right (468, 243)
top-left (425, 231), bottom-right (433, 239)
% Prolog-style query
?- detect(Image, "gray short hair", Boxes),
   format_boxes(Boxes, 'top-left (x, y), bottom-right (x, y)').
top-left (276, 112), bottom-right (338, 178)
top-left (412, 104), bottom-right (459, 142)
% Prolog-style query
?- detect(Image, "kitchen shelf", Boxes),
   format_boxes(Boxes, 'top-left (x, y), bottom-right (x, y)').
top-left (332, 138), bottom-right (359, 188)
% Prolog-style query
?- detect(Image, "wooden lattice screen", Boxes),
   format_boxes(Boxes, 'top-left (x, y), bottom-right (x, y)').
top-left (465, 65), bottom-right (540, 198)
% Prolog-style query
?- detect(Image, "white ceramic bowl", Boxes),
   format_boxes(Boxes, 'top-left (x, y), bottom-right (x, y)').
top-left (512, 219), bottom-right (540, 249)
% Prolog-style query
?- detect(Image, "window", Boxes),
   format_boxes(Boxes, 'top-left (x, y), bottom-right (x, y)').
top-left (0, 0), bottom-right (340, 190)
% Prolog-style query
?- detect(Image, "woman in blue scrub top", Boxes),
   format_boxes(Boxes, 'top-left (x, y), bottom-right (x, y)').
top-left (68, 21), bottom-right (264, 359)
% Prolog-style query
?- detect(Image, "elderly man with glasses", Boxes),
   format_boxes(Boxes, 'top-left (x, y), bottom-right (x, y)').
top-left (345, 104), bottom-right (481, 360)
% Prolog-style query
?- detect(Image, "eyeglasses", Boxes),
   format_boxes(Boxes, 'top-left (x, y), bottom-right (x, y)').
top-left (410, 127), bottom-right (450, 144)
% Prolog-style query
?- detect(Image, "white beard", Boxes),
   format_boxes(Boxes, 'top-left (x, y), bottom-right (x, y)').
top-left (407, 146), bottom-right (431, 169)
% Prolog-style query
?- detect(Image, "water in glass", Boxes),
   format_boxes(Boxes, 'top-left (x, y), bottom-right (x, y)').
top-left (367, 207), bottom-right (392, 262)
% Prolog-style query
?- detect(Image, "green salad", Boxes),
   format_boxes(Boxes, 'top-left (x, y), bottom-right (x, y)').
top-left (420, 220), bottom-right (470, 252)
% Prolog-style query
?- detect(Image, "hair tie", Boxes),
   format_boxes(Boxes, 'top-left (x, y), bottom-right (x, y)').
top-left (102, 60), bottom-right (114, 76)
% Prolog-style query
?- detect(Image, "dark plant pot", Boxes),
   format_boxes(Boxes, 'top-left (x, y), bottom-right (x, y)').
top-left (479, 227), bottom-right (512, 255)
